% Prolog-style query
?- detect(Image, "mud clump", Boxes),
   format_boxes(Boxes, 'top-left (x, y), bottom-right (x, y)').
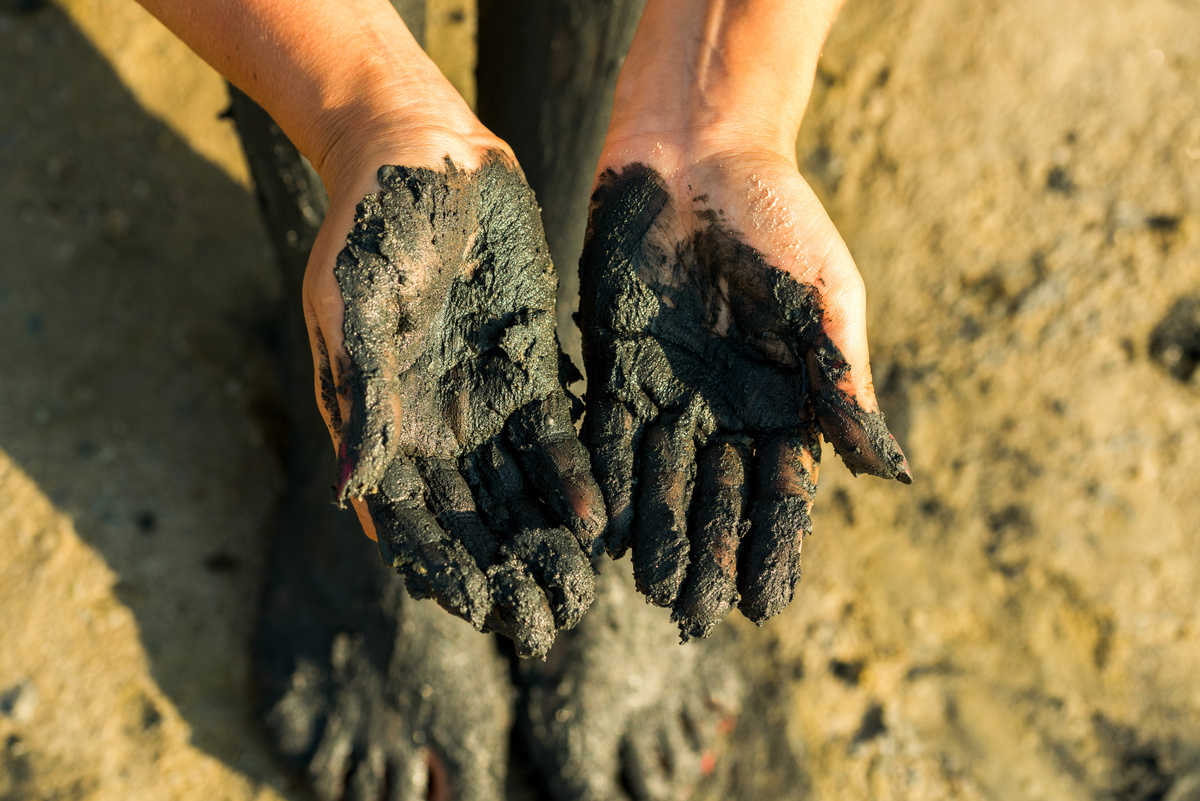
top-left (578, 163), bottom-right (909, 639)
top-left (332, 152), bottom-right (605, 658)
top-left (1149, 297), bottom-right (1200, 382)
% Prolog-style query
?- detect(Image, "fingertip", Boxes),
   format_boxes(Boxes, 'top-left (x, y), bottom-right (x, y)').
top-left (350, 497), bottom-right (378, 542)
top-left (486, 562), bottom-right (558, 659)
top-left (506, 395), bottom-right (608, 552)
top-left (737, 434), bottom-right (815, 625)
top-left (581, 398), bottom-right (641, 558)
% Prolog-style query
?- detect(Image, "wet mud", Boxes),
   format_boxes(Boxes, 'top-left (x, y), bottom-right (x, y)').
top-left (333, 153), bottom-right (605, 658)
top-left (578, 163), bottom-right (909, 637)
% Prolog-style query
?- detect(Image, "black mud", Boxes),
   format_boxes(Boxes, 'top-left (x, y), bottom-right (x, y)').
top-left (578, 163), bottom-right (909, 636)
top-left (1149, 296), bottom-right (1200, 382)
top-left (333, 152), bottom-right (605, 657)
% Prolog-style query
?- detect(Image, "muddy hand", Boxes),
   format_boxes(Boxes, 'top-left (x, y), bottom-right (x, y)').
top-left (305, 148), bottom-right (605, 659)
top-left (579, 151), bottom-right (910, 641)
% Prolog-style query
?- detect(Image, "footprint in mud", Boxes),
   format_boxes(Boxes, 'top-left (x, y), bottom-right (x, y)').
top-left (516, 560), bottom-right (744, 801)
top-left (329, 154), bottom-right (606, 658)
top-left (578, 163), bottom-right (910, 638)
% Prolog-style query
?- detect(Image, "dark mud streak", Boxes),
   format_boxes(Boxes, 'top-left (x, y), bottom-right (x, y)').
top-left (333, 152), bottom-right (600, 658)
top-left (579, 163), bottom-right (909, 636)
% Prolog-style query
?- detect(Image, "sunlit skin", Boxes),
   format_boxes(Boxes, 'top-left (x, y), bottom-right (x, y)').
top-left (135, 0), bottom-right (888, 562)
top-left (603, 0), bottom-right (875, 407)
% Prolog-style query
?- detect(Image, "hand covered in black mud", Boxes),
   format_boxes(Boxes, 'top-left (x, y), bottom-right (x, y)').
top-left (304, 145), bottom-right (606, 659)
top-left (579, 148), bottom-right (911, 640)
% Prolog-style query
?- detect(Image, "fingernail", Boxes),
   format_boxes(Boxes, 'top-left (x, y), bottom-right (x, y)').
top-left (333, 441), bottom-right (355, 501)
top-left (886, 434), bottom-right (913, 484)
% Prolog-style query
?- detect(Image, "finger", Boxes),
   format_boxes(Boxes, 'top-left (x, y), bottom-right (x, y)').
top-left (366, 457), bottom-right (491, 631)
top-left (506, 393), bottom-right (607, 555)
top-left (305, 256), bottom-right (400, 501)
top-left (484, 560), bottom-right (558, 660)
top-left (349, 498), bottom-right (378, 542)
top-left (738, 432), bottom-right (820, 624)
top-left (632, 413), bottom-right (698, 608)
top-left (506, 524), bottom-right (596, 632)
top-left (767, 234), bottom-right (911, 483)
top-left (417, 457), bottom-right (499, 569)
top-left (805, 332), bottom-right (911, 484)
top-left (672, 437), bottom-right (751, 641)
top-left (308, 323), bottom-right (349, 449)
top-left (467, 442), bottom-right (596, 632)
top-left (580, 397), bottom-right (642, 558)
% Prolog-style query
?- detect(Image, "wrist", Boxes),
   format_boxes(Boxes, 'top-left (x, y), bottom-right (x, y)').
top-left (605, 0), bottom-right (842, 160)
top-left (309, 68), bottom-right (500, 202)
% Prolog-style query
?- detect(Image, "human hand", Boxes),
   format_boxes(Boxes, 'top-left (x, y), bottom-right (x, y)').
top-left (579, 141), bottom-right (910, 641)
top-left (303, 118), bottom-right (606, 659)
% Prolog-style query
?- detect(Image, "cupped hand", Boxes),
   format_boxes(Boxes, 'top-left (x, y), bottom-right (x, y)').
top-left (304, 127), bottom-right (606, 659)
top-left (579, 141), bottom-right (910, 641)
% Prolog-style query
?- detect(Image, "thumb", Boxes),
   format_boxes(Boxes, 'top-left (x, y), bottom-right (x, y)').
top-left (802, 241), bottom-right (911, 484)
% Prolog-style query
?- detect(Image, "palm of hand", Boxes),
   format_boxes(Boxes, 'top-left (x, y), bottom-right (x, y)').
top-left (580, 159), bottom-right (909, 639)
top-left (322, 153), bottom-right (605, 658)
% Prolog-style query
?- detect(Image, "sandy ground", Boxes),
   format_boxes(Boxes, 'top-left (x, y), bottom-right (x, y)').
top-left (2, 0), bottom-right (1199, 800)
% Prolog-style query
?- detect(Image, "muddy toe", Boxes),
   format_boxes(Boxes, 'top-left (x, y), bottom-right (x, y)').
top-left (515, 560), bottom-right (744, 801)
top-left (256, 452), bottom-right (513, 801)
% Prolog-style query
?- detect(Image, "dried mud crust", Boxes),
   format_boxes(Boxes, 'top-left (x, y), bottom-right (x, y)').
top-left (330, 153), bottom-right (605, 658)
top-left (578, 163), bottom-right (910, 639)
top-left (516, 560), bottom-right (744, 801)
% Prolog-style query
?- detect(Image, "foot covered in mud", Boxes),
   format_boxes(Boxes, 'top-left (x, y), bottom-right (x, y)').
top-left (579, 153), bottom-right (911, 639)
top-left (259, 504), bottom-right (515, 801)
top-left (518, 561), bottom-right (743, 801)
top-left (319, 151), bottom-right (605, 658)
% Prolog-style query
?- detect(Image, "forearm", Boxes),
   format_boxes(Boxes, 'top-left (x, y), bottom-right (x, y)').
top-left (134, 0), bottom-right (478, 189)
top-left (609, 0), bottom-right (845, 154)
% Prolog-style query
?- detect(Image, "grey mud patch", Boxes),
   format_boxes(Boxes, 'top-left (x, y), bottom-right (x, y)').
top-left (578, 162), bottom-right (910, 638)
top-left (331, 152), bottom-right (605, 658)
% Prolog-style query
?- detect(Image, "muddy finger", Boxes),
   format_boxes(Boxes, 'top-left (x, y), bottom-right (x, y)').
top-left (806, 334), bottom-right (911, 484)
top-left (467, 442), bottom-right (596, 633)
top-left (506, 393), bottom-right (607, 554)
top-left (738, 433), bottom-right (820, 624)
top-left (506, 524), bottom-right (596, 632)
top-left (417, 457), bottom-right (498, 569)
top-left (580, 396), bottom-right (642, 558)
top-left (632, 413), bottom-right (699, 608)
top-left (367, 458), bottom-right (492, 631)
top-left (485, 560), bottom-right (558, 659)
top-left (672, 437), bottom-right (752, 641)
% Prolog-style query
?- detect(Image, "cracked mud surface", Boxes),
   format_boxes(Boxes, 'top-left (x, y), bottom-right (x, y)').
top-left (332, 154), bottom-right (604, 658)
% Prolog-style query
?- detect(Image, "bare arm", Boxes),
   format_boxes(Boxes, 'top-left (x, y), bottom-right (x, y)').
top-left (133, 0), bottom-right (485, 196)
top-left (610, 0), bottom-right (845, 158)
